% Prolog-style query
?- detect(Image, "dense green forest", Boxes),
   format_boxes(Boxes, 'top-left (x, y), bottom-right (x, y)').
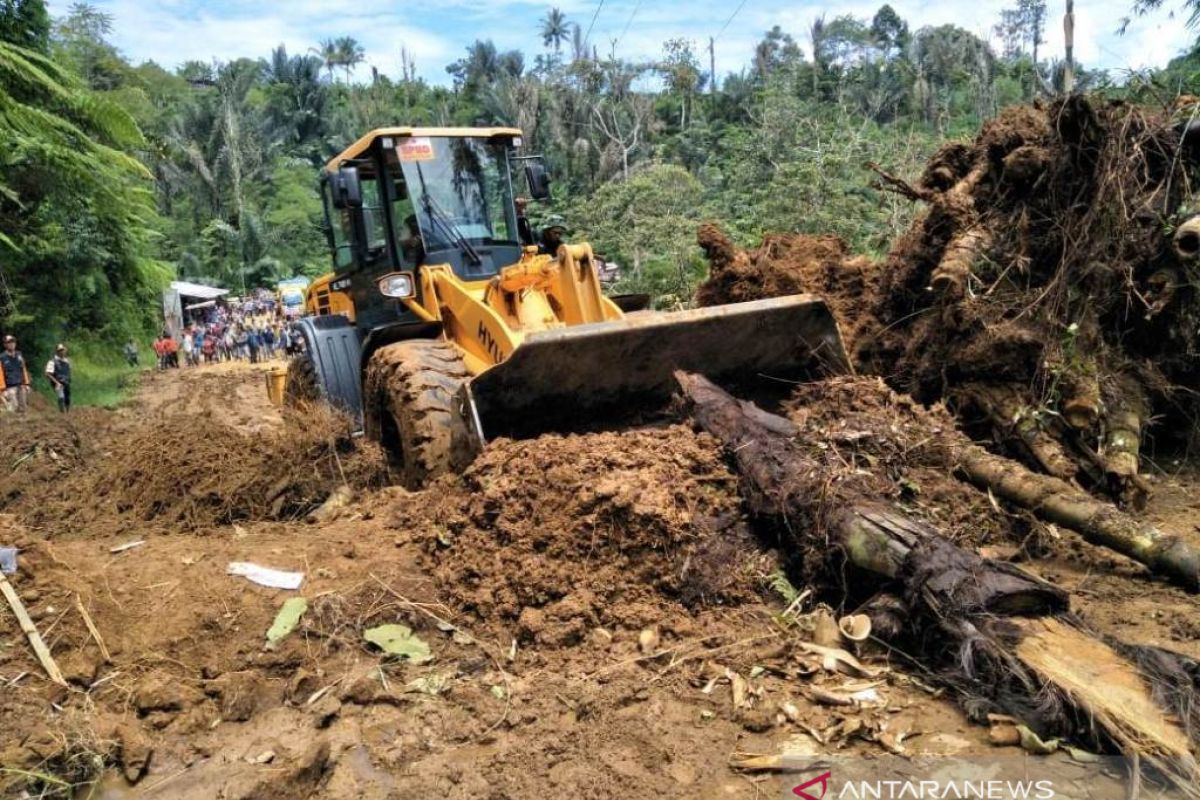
top-left (1, 0), bottom-right (1198, 392)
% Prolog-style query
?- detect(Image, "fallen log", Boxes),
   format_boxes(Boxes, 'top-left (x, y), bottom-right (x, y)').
top-left (952, 443), bottom-right (1200, 591)
top-left (675, 371), bottom-right (1200, 796)
top-left (960, 384), bottom-right (1077, 482)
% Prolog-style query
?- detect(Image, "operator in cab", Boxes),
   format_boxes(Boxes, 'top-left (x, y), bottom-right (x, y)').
top-left (399, 214), bottom-right (424, 265)
top-left (539, 215), bottom-right (569, 256)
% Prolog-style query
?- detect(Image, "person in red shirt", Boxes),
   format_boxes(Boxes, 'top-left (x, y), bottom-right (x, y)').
top-left (153, 335), bottom-right (168, 370)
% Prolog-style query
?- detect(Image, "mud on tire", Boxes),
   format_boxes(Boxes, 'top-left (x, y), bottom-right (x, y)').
top-left (284, 354), bottom-right (321, 406)
top-left (364, 340), bottom-right (474, 489)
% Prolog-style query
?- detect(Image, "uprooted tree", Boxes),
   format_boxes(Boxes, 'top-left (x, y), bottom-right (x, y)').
top-left (698, 96), bottom-right (1200, 509)
top-left (677, 371), bottom-right (1200, 798)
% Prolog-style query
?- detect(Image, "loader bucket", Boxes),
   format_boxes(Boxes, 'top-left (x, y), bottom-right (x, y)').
top-left (464, 294), bottom-right (851, 441)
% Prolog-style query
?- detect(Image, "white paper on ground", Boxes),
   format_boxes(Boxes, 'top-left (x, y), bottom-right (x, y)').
top-left (227, 561), bottom-right (304, 590)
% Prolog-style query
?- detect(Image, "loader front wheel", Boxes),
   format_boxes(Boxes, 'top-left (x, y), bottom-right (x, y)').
top-left (364, 340), bottom-right (474, 489)
top-left (284, 354), bottom-right (320, 406)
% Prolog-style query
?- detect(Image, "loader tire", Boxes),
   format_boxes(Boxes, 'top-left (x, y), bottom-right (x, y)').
top-left (364, 340), bottom-right (473, 489)
top-left (284, 354), bottom-right (320, 406)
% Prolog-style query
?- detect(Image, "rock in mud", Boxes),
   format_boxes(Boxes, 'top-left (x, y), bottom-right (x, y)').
top-left (116, 723), bottom-right (153, 783)
top-left (211, 672), bottom-right (270, 722)
top-left (59, 650), bottom-right (102, 687)
top-left (134, 674), bottom-right (204, 715)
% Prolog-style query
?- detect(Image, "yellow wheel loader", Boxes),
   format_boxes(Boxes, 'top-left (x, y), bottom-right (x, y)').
top-left (287, 126), bottom-right (849, 487)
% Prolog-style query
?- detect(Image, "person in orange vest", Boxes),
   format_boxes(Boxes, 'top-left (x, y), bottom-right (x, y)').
top-left (152, 335), bottom-right (167, 370)
top-left (165, 333), bottom-right (179, 368)
top-left (1, 334), bottom-right (31, 413)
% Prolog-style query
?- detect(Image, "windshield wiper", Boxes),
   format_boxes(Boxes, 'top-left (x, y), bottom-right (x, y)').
top-left (414, 163), bottom-right (482, 265)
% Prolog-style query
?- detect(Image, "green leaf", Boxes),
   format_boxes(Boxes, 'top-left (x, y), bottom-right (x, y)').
top-left (1015, 725), bottom-right (1059, 755)
top-left (266, 597), bottom-right (308, 646)
top-left (363, 624), bottom-right (433, 664)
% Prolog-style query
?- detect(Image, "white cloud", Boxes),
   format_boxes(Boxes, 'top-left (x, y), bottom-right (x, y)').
top-left (45, 0), bottom-right (1199, 84)
top-left (47, 0), bottom-right (452, 77)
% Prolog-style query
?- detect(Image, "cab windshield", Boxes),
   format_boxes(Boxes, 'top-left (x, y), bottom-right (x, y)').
top-left (395, 137), bottom-right (515, 251)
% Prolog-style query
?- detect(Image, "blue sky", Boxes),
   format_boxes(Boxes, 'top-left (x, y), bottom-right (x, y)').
top-left (46, 0), bottom-right (1197, 84)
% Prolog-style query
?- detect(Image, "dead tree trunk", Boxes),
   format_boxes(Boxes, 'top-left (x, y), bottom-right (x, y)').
top-left (676, 371), bottom-right (1200, 795)
top-left (952, 444), bottom-right (1200, 591)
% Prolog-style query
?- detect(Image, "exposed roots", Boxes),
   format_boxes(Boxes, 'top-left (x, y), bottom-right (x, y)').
top-left (698, 97), bottom-right (1200, 506)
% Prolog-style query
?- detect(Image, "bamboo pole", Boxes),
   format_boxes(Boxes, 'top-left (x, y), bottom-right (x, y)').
top-left (75, 593), bottom-right (112, 664)
top-left (953, 443), bottom-right (1200, 591)
top-left (0, 572), bottom-right (66, 686)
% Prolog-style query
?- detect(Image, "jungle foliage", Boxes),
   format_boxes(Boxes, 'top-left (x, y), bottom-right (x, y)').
top-left (0, 0), bottom-right (1194, 359)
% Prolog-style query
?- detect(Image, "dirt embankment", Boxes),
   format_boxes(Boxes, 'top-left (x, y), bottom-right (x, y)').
top-left (4, 368), bottom-right (388, 538)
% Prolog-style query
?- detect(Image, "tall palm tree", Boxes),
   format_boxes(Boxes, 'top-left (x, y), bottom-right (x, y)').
top-left (335, 36), bottom-right (365, 82)
top-left (540, 7), bottom-right (570, 52)
top-left (310, 38), bottom-right (339, 81)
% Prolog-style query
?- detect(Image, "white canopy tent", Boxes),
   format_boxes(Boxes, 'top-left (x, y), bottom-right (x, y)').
top-left (162, 281), bottom-right (229, 335)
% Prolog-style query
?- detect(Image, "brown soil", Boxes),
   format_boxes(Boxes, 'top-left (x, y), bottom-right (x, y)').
top-left (695, 223), bottom-right (881, 349)
top-left (6, 365), bottom-right (388, 538)
top-left (406, 425), bottom-right (762, 646)
top-left (0, 364), bottom-right (1006, 800)
top-left (1, 361), bottom-right (1197, 799)
top-left (783, 377), bottom-right (1014, 549)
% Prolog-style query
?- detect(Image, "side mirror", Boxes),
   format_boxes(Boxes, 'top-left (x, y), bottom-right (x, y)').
top-left (525, 161), bottom-right (552, 201)
top-left (331, 166), bottom-right (363, 209)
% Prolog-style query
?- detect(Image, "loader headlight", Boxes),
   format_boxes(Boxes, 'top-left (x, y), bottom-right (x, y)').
top-left (378, 272), bottom-right (415, 299)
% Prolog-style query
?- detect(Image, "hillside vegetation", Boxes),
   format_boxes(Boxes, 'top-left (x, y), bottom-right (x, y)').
top-left (1, 0), bottom-right (1198, 362)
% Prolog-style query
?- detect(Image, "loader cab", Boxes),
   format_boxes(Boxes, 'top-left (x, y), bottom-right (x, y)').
top-left (320, 127), bottom-right (532, 332)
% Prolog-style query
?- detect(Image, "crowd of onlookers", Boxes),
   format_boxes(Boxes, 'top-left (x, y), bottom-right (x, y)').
top-left (147, 292), bottom-right (298, 370)
top-left (150, 320), bottom-right (294, 369)
top-left (2, 292), bottom-right (299, 415)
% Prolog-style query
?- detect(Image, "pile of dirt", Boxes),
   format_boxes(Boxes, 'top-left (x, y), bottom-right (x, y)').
top-left (0, 408), bottom-right (109, 511)
top-left (396, 425), bottom-right (766, 646)
top-left (783, 377), bottom-right (1014, 550)
top-left (695, 223), bottom-right (881, 347)
top-left (20, 404), bottom-right (388, 535)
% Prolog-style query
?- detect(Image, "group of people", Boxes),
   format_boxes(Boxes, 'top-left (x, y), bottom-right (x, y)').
top-left (1, 335), bottom-right (73, 414)
top-left (151, 321), bottom-right (294, 370)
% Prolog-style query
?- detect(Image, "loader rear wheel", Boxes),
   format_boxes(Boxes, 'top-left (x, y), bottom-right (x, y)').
top-left (284, 354), bottom-right (320, 406)
top-left (364, 340), bottom-right (473, 489)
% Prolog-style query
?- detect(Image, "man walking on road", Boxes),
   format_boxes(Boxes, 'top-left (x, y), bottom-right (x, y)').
top-left (1, 335), bottom-right (30, 413)
top-left (45, 343), bottom-right (71, 413)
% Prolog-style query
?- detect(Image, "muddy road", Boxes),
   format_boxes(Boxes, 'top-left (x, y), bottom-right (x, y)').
top-left (0, 362), bottom-right (1197, 798)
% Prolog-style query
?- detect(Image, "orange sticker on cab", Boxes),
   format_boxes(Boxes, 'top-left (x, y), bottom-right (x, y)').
top-left (397, 137), bottom-right (435, 162)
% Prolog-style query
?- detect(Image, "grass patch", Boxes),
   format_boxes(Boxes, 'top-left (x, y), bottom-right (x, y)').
top-left (33, 337), bottom-right (147, 410)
